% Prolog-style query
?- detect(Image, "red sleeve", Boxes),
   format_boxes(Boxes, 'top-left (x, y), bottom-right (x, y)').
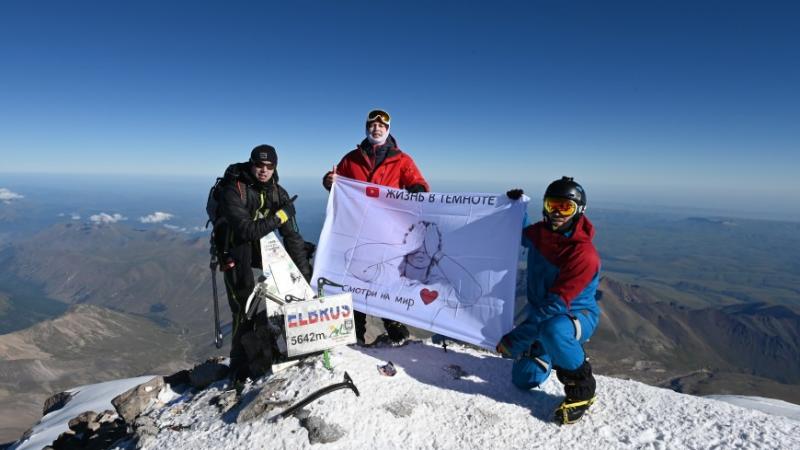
top-left (400, 154), bottom-right (429, 191)
top-left (336, 155), bottom-right (353, 179)
top-left (549, 244), bottom-right (600, 307)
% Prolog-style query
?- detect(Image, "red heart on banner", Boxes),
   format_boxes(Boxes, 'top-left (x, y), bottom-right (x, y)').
top-left (420, 288), bottom-right (439, 305)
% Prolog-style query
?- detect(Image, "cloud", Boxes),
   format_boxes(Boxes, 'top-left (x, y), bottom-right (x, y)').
top-left (58, 212), bottom-right (81, 220)
top-left (89, 213), bottom-right (126, 224)
top-left (0, 188), bottom-right (24, 203)
top-left (139, 211), bottom-right (174, 224)
top-left (163, 224), bottom-right (208, 234)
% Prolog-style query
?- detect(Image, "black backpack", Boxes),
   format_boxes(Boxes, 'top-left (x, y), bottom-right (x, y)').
top-left (205, 164), bottom-right (244, 266)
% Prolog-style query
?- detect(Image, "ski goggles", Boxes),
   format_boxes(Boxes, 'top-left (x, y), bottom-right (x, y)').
top-left (543, 197), bottom-right (578, 216)
top-left (367, 109), bottom-right (391, 125)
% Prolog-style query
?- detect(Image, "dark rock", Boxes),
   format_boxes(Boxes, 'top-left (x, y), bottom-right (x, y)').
top-left (164, 369), bottom-right (191, 387)
top-left (189, 361), bottom-right (229, 390)
top-left (67, 411), bottom-right (99, 434)
top-left (300, 416), bottom-right (346, 444)
top-left (43, 391), bottom-right (74, 416)
top-left (52, 430), bottom-right (76, 449)
top-left (236, 378), bottom-right (290, 423)
top-left (211, 389), bottom-right (239, 413)
top-left (133, 415), bottom-right (159, 438)
top-left (79, 419), bottom-right (128, 450)
top-left (96, 410), bottom-right (118, 424)
top-left (59, 410), bottom-right (126, 449)
top-left (111, 376), bottom-right (165, 424)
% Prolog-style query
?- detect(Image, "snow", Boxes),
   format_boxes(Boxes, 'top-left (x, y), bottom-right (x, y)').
top-left (10, 376), bottom-right (155, 450)
top-left (11, 342), bottom-right (800, 449)
top-left (707, 395), bottom-right (800, 421)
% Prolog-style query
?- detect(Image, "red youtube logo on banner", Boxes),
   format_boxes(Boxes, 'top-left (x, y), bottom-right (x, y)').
top-left (366, 186), bottom-right (380, 198)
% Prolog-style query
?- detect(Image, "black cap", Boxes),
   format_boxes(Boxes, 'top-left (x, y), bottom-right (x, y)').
top-left (250, 145), bottom-right (278, 166)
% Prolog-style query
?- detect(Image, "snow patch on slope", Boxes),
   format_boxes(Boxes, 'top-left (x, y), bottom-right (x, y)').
top-left (11, 376), bottom-right (155, 450)
top-left (11, 341), bottom-right (800, 449)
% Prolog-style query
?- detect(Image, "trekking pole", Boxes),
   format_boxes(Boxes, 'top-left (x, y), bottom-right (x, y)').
top-left (210, 255), bottom-right (223, 349)
top-left (271, 372), bottom-right (360, 421)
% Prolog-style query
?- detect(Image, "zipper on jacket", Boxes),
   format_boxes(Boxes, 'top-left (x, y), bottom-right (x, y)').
top-left (253, 192), bottom-right (266, 221)
top-left (365, 150), bottom-right (398, 183)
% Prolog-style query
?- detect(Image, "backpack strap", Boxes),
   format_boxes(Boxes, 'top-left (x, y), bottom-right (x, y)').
top-left (236, 180), bottom-right (245, 201)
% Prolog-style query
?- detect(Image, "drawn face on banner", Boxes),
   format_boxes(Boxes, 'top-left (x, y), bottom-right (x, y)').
top-left (402, 222), bottom-right (442, 278)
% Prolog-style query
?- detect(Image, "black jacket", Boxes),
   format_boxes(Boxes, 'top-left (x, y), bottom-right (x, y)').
top-left (219, 163), bottom-right (312, 279)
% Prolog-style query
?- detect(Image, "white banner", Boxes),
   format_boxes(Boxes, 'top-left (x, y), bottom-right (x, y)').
top-left (312, 176), bottom-right (527, 349)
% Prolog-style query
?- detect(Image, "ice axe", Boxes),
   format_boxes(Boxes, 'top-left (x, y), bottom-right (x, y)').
top-left (245, 276), bottom-right (288, 321)
top-left (271, 372), bottom-right (360, 421)
top-left (316, 277), bottom-right (345, 298)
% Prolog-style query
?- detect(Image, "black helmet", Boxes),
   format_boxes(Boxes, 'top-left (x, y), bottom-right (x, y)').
top-left (544, 176), bottom-right (587, 213)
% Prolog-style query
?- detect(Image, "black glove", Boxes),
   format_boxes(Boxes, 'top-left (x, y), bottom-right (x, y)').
top-left (406, 184), bottom-right (426, 194)
top-left (275, 195), bottom-right (297, 225)
top-left (322, 171), bottom-right (334, 191)
top-left (506, 189), bottom-right (523, 200)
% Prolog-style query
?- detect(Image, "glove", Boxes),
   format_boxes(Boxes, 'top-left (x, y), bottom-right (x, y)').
top-left (406, 184), bottom-right (426, 194)
top-left (506, 189), bottom-right (524, 200)
top-left (275, 195), bottom-right (297, 225)
top-left (322, 171), bottom-right (334, 191)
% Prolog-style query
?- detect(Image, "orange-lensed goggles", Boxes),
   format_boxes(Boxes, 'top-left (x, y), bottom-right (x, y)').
top-left (543, 197), bottom-right (578, 216)
top-left (367, 109), bottom-right (391, 125)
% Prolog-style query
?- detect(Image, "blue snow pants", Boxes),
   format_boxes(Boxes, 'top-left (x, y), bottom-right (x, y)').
top-left (511, 310), bottom-right (598, 390)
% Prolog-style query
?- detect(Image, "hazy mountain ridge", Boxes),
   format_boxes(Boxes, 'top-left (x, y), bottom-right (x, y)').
top-left (588, 278), bottom-right (800, 402)
top-left (590, 210), bottom-right (800, 309)
top-left (0, 304), bottom-right (192, 443)
top-left (7, 222), bottom-right (216, 346)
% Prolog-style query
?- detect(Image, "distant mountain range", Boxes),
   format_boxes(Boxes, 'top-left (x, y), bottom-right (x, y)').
top-left (1, 214), bottom-right (799, 443)
top-left (587, 278), bottom-right (800, 403)
top-left (5, 222), bottom-right (220, 350)
top-left (0, 304), bottom-right (192, 443)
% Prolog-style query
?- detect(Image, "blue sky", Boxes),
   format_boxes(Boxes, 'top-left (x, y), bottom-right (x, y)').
top-left (1, 1), bottom-right (798, 216)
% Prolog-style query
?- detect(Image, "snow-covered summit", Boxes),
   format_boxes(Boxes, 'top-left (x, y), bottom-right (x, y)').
top-left (12, 341), bottom-right (800, 449)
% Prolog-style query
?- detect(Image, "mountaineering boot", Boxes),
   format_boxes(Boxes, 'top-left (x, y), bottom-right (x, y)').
top-left (354, 311), bottom-right (368, 345)
top-left (553, 359), bottom-right (596, 424)
top-left (554, 396), bottom-right (596, 424)
top-left (384, 320), bottom-right (410, 344)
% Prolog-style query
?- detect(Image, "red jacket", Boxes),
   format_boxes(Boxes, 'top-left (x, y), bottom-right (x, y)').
top-left (336, 136), bottom-right (429, 191)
